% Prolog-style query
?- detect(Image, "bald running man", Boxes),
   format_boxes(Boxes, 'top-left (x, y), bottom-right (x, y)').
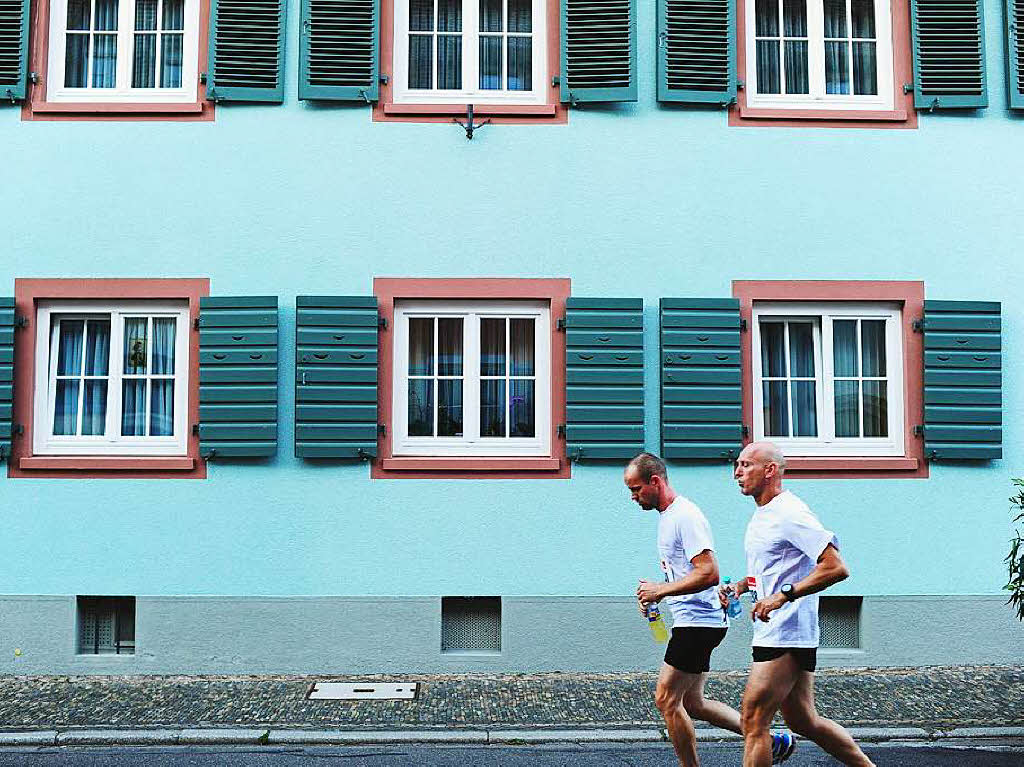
top-left (625, 453), bottom-right (795, 766)
top-left (721, 442), bottom-right (875, 767)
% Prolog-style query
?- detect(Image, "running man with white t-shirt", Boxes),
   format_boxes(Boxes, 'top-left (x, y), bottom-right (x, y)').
top-left (626, 453), bottom-right (795, 767)
top-left (720, 442), bottom-right (875, 767)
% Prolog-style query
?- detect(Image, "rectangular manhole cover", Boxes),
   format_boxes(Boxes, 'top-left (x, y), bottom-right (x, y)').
top-left (307, 682), bottom-right (419, 700)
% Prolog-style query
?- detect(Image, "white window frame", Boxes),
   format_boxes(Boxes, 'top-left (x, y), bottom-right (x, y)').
top-left (393, 299), bottom-right (551, 456)
top-left (752, 301), bottom-right (904, 457)
top-left (33, 300), bottom-right (190, 456)
top-left (392, 0), bottom-right (547, 105)
top-left (744, 0), bottom-right (894, 111)
top-left (46, 0), bottom-right (200, 103)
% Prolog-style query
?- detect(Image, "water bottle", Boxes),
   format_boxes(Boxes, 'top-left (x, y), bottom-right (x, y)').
top-left (645, 602), bottom-right (669, 644)
top-left (723, 576), bottom-right (743, 619)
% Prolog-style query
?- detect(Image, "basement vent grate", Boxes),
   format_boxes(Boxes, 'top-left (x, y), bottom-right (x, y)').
top-left (819, 596), bottom-right (862, 649)
top-left (441, 596), bottom-right (501, 653)
top-left (307, 682), bottom-right (419, 700)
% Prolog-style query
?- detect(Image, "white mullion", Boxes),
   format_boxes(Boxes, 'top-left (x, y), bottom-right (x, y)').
top-left (432, 0), bottom-right (438, 89)
top-left (108, 313), bottom-right (124, 442)
top-left (74, 319), bottom-right (89, 436)
top-left (115, 0), bottom-right (130, 91)
top-left (503, 316), bottom-right (510, 438)
top-left (85, 0), bottom-right (96, 89)
top-left (466, 314), bottom-right (480, 441)
top-left (845, 0), bottom-right (853, 92)
top-left (782, 321), bottom-right (793, 438)
top-left (808, 0), bottom-right (824, 97)
top-left (432, 316), bottom-right (439, 437)
top-left (812, 319), bottom-right (824, 439)
top-left (776, 0), bottom-right (785, 94)
top-left (822, 315), bottom-right (836, 442)
top-left (855, 318), bottom-right (863, 438)
top-left (466, 0), bottom-right (478, 93)
top-left (501, 0), bottom-right (507, 89)
top-left (46, 319), bottom-right (61, 438)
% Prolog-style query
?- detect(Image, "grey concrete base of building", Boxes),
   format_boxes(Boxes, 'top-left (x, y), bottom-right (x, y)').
top-left (2, 595), bottom-right (1020, 675)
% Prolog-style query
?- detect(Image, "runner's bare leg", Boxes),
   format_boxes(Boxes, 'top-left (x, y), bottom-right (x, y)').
top-left (655, 663), bottom-right (704, 767)
top-left (741, 654), bottom-right (800, 767)
top-left (779, 670), bottom-right (875, 766)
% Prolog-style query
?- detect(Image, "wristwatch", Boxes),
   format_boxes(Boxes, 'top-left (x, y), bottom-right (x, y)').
top-left (780, 584), bottom-right (797, 602)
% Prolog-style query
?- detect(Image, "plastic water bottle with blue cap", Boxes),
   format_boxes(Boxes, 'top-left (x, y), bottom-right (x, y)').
top-left (723, 576), bottom-right (743, 619)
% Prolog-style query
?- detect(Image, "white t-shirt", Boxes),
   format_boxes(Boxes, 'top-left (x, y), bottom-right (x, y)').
top-left (657, 496), bottom-right (727, 628)
top-left (744, 490), bottom-right (839, 648)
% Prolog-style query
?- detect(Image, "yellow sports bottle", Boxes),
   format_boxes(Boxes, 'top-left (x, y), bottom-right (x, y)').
top-left (645, 602), bottom-right (669, 643)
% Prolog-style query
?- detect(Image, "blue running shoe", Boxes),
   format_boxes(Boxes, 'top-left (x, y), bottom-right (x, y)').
top-left (771, 732), bottom-right (797, 764)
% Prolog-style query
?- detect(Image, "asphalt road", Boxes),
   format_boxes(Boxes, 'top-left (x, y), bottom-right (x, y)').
top-left (0, 742), bottom-right (1022, 766)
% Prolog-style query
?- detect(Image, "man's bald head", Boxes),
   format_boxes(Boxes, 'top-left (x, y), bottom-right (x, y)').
top-left (741, 441), bottom-right (787, 472)
top-left (734, 441), bottom-right (786, 502)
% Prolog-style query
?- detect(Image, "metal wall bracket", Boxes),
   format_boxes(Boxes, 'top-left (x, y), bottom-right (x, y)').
top-left (570, 447), bottom-right (584, 462)
top-left (201, 448), bottom-right (217, 461)
top-left (357, 448), bottom-right (374, 461)
top-left (358, 88), bottom-right (371, 104)
top-left (454, 104), bottom-right (489, 139)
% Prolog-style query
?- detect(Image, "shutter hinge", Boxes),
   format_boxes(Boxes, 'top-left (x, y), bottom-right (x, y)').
top-left (379, 74), bottom-right (390, 85)
top-left (12, 424), bottom-right (24, 436)
top-left (378, 423), bottom-right (387, 437)
top-left (569, 93), bottom-right (580, 108)
top-left (551, 75), bottom-right (560, 87)
top-left (913, 425), bottom-right (925, 437)
top-left (742, 425), bottom-right (750, 438)
top-left (912, 317), bottom-right (925, 333)
top-left (556, 317), bottom-right (566, 331)
top-left (14, 315), bottom-right (28, 329)
top-left (557, 424), bottom-right (566, 438)
top-left (720, 97), bottom-right (736, 109)
top-left (200, 72), bottom-right (207, 84)
top-left (357, 448), bottom-right (374, 461)
top-left (737, 79), bottom-right (745, 90)
top-left (903, 83), bottom-right (914, 94)
top-left (358, 89), bottom-right (371, 104)
top-left (378, 315), bottom-right (388, 330)
top-left (192, 423), bottom-right (200, 435)
top-left (30, 72), bottom-right (39, 85)
top-left (202, 448), bottom-right (217, 461)
top-left (739, 318), bottom-right (748, 331)
top-left (570, 446), bottom-right (584, 462)
top-left (5, 88), bottom-right (14, 104)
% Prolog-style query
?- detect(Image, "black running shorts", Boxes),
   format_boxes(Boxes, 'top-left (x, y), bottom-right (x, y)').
top-left (664, 626), bottom-right (728, 673)
top-left (751, 646), bottom-right (818, 672)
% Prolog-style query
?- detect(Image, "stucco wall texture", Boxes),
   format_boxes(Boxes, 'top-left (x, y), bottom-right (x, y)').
top-left (0, 0), bottom-right (1019, 610)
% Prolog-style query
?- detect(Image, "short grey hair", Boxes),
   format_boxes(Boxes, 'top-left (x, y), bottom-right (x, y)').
top-left (752, 441), bottom-right (787, 471)
top-left (626, 452), bottom-right (668, 482)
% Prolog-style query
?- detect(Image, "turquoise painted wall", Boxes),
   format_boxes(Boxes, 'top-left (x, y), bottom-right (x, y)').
top-left (0, 0), bottom-right (1018, 602)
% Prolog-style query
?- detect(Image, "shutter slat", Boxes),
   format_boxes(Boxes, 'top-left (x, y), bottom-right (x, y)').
top-left (560, 0), bottom-right (636, 101)
top-left (661, 298), bottom-right (742, 460)
top-left (910, 0), bottom-right (987, 108)
top-left (922, 300), bottom-right (1001, 460)
top-left (299, 0), bottom-right (379, 100)
top-left (658, 0), bottom-right (735, 104)
top-left (198, 296), bottom-right (279, 458)
top-left (564, 298), bottom-right (644, 460)
top-left (0, 0), bottom-right (29, 102)
top-left (0, 297), bottom-right (13, 462)
top-left (296, 296), bottom-right (379, 458)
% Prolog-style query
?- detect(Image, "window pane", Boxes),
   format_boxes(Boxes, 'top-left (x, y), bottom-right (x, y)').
top-left (825, 41), bottom-right (849, 94)
top-left (509, 379), bottom-right (534, 437)
top-left (834, 380), bottom-right (860, 437)
top-left (408, 379), bottom-right (434, 436)
top-left (756, 41), bottom-right (781, 94)
top-left (480, 0), bottom-right (502, 31)
top-left (833, 320), bottom-right (858, 377)
top-left (760, 322), bottom-right (785, 378)
top-left (852, 41), bottom-right (877, 94)
top-left (161, 34), bottom-right (183, 87)
top-left (823, 0), bottom-right (845, 36)
top-left (438, 379), bottom-right (463, 436)
top-left (437, 317), bottom-right (463, 376)
top-left (863, 380), bottom-right (887, 437)
top-left (438, 0), bottom-right (461, 31)
top-left (67, 0), bottom-right (90, 28)
top-left (510, 318), bottom-right (534, 375)
top-left (53, 380), bottom-right (80, 435)
top-left (65, 35), bottom-right (89, 86)
top-left (479, 36), bottom-right (502, 89)
top-left (788, 322), bottom-right (814, 377)
top-left (94, 0), bottom-right (117, 30)
top-left (409, 35), bottom-right (433, 88)
top-left (408, 317), bottom-right (434, 375)
top-left (152, 318), bottom-right (176, 375)
top-left (860, 319), bottom-right (886, 376)
top-left (480, 379), bottom-right (505, 437)
top-left (784, 41), bottom-right (808, 93)
top-left (57, 320), bottom-right (85, 376)
top-left (481, 318), bottom-right (505, 376)
top-left (150, 379), bottom-right (174, 436)
top-left (410, 0), bottom-right (433, 30)
top-left (791, 381), bottom-right (817, 436)
top-left (82, 380), bottom-right (108, 435)
top-left (755, 0), bottom-right (778, 36)
top-left (92, 34), bottom-right (117, 87)
top-left (124, 318), bottom-right (149, 375)
top-left (851, 0), bottom-right (875, 37)
top-left (508, 0), bottom-right (530, 31)
top-left (121, 379), bottom-right (147, 436)
top-left (84, 319), bottom-right (110, 376)
top-left (763, 381), bottom-right (789, 437)
top-left (135, 0), bottom-right (157, 29)
top-left (162, 0), bottom-right (185, 29)
top-left (133, 33), bottom-right (157, 87)
top-left (782, 0), bottom-right (806, 36)
top-left (507, 37), bottom-right (531, 90)
top-left (437, 35), bottom-right (462, 89)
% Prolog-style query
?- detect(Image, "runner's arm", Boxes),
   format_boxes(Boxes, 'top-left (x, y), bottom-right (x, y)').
top-left (789, 543), bottom-right (849, 599)
top-left (637, 550), bottom-right (718, 603)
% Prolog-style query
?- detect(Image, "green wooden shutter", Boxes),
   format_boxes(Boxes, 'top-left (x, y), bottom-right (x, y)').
top-left (661, 298), bottom-right (743, 460)
top-left (922, 300), bottom-right (1001, 460)
top-left (564, 298), bottom-right (644, 460)
top-left (0, 298), bottom-right (14, 462)
top-left (560, 0), bottom-right (637, 102)
top-left (207, 0), bottom-right (287, 102)
top-left (198, 296), bottom-right (279, 458)
top-left (295, 296), bottom-right (379, 458)
top-left (657, 0), bottom-right (735, 104)
top-left (910, 0), bottom-right (987, 109)
top-left (1006, 0), bottom-right (1024, 108)
top-left (0, 0), bottom-right (30, 103)
top-left (298, 0), bottom-right (379, 101)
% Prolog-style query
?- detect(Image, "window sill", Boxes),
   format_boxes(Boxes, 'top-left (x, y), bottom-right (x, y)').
top-left (383, 103), bottom-right (557, 116)
top-left (19, 456), bottom-right (196, 471)
top-left (382, 457), bottom-right (561, 471)
top-left (31, 101), bottom-right (205, 113)
top-left (786, 457), bottom-right (917, 470)
top-left (737, 105), bottom-right (908, 121)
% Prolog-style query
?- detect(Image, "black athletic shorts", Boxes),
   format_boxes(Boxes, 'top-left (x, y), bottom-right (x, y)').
top-left (751, 646), bottom-right (818, 672)
top-left (664, 626), bottom-right (728, 673)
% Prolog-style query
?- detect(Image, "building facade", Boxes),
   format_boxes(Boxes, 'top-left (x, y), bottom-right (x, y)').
top-left (0, 0), bottom-right (1020, 674)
